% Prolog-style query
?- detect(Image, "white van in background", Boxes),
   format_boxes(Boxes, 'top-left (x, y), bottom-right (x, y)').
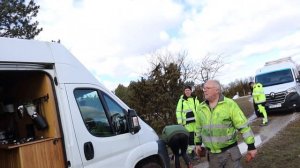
top-left (255, 57), bottom-right (300, 113)
top-left (0, 37), bottom-right (169, 168)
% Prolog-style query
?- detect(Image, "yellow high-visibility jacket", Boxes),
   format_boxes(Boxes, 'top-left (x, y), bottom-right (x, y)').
top-left (195, 95), bottom-right (255, 153)
top-left (176, 95), bottom-right (200, 132)
top-left (253, 83), bottom-right (266, 104)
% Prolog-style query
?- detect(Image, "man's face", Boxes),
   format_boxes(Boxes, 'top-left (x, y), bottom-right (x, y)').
top-left (184, 88), bottom-right (192, 97)
top-left (203, 81), bottom-right (219, 101)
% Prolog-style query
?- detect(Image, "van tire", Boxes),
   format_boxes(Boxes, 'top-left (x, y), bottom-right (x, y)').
top-left (139, 162), bottom-right (162, 168)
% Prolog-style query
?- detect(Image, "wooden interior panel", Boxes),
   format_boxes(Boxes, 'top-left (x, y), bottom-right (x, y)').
top-left (10, 72), bottom-right (61, 139)
top-left (0, 149), bottom-right (21, 168)
top-left (19, 138), bottom-right (65, 168)
top-left (0, 138), bottom-right (65, 168)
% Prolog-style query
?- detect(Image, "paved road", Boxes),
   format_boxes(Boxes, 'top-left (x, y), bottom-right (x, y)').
top-left (193, 112), bottom-right (300, 168)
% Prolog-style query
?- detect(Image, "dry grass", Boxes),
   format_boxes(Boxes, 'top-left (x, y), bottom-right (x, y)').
top-left (241, 115), bottom-right (300, 168)
top-left (233, 96), bottom-right (300, 167)
top-left (234, 95), bottom-right (255, 118)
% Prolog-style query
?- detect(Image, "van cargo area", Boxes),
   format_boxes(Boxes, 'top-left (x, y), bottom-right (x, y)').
top-left (0, 71), bottom-right (65, 168)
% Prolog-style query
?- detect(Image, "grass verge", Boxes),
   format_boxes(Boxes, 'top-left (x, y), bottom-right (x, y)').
top-left (241, 114), bottom-right (300, 168)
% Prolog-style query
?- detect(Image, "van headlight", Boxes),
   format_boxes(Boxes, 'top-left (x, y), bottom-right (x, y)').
top-left (287, 87), bottom-right (297, 93)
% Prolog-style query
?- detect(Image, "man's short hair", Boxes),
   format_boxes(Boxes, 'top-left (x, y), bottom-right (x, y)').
top-left (206, 80), bottom-right (222, 92)
top-left (184, 85), bottom-right (192, 90)
top-left (213, 80), bottom-right (222, 92)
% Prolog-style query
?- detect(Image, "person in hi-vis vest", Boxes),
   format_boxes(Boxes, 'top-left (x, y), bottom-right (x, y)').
top-left (252, 82), bottom-right (268, 125)
top-left (176, 85), bottom-right (200, 157)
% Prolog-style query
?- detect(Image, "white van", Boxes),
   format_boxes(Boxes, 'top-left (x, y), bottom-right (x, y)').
top-left (255, 57), bottom-right (300, 113)
top-left (0, 37), bottom-right (169, 168)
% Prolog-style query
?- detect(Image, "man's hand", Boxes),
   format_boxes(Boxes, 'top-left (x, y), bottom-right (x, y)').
top-left (195, 145), bottom-right (202, 157)
top-left (246, 149), bottom-right (257, 162)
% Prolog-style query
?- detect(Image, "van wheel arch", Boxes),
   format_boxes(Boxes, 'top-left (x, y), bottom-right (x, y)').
top-left (135, 155), bottom-right (163, 168)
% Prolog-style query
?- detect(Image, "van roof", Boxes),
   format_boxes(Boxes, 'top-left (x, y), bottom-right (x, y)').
top-left (256, 61), bottom-right (297, 75)
top-left (0, 37), bottom-right (55, 63)
top-left (264, 57), bottom-right (293, 66)
top-left (0, 37), bottom-right (100, 85)
top-left (0, 37), bottom-right (81, 65)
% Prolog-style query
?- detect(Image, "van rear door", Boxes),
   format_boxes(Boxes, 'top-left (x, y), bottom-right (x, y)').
top-left (64, 84), bottom-right (140, 168)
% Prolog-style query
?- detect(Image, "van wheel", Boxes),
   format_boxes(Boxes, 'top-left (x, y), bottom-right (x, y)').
top-left (140, 162), bottom-right (162, 168)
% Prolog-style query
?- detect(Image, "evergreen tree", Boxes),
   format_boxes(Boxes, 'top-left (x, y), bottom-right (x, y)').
top-left (115, 84), bottom-right (130, 105)
top-left (114, 50), bottom-right (226, 133)
top-left (0, 0), bottom-right (42, 39)
top-left (125, 63), bottom-right (183, 133)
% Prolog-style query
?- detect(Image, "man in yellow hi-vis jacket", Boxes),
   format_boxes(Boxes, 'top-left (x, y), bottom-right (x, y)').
top-left (195, 80), bottom-right (257, 167)
top-left (252, 82), bottom-right (268, 125)
top-left (176, 85), bottom-right (200, 157)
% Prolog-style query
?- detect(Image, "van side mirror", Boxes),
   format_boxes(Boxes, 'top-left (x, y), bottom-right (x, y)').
top-left (111, 113), bottom-right (126, 134)
top-left (128, 109), bottom-right (141, 134)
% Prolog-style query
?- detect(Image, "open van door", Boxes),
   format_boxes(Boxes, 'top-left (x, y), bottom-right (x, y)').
top-left (64, 84), bottom-right (140, 168)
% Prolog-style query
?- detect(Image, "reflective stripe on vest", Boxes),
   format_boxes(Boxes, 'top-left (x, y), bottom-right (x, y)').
top-left (255, 100), bottom-right (266, 104)
top-left (185, 110), bottom-right (195, 124)
top-left (202, 134), bottom-right (234, 143)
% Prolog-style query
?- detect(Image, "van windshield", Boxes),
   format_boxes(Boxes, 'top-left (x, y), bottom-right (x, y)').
top-left (255, 68), bottom-right (294, 87)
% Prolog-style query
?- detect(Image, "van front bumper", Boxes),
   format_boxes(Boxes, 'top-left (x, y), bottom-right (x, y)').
top-left (266, 92), bottom-right (300, 112)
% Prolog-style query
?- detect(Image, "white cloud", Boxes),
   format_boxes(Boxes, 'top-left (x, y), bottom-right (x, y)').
top-left (165, 0), bottom-right (300, 85)
top-left (35, 0), bottom-right (300, 90)
top-left (36, 0), bottom-right (185, 90)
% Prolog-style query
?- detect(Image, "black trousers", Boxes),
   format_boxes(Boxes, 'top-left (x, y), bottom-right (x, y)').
top-left (168, 133), bottom-right (191, 168)
top-left (188, 132), bottom-right (194, 145)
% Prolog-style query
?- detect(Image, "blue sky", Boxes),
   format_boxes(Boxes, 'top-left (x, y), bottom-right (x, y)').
top-left (36, 0), bottom-right (300, 90)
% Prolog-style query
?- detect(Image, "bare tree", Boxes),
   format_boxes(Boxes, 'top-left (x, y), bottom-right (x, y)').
top-left (119, 50), bottom-right (226, 132)
top-left (197, 53), bottom-right (225, 83)
top-left (148, 50), bottom-right (226, 86)
top-left (148, 50), bottom-right (201, 84)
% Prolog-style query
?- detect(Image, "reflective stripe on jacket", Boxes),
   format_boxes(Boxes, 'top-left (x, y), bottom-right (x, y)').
top-left (176, 95), bottom-right (200, 132)
top-left (253, 83), bottom-right (266, 104)
top-left (194, 95), bottom-right (255, 153)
